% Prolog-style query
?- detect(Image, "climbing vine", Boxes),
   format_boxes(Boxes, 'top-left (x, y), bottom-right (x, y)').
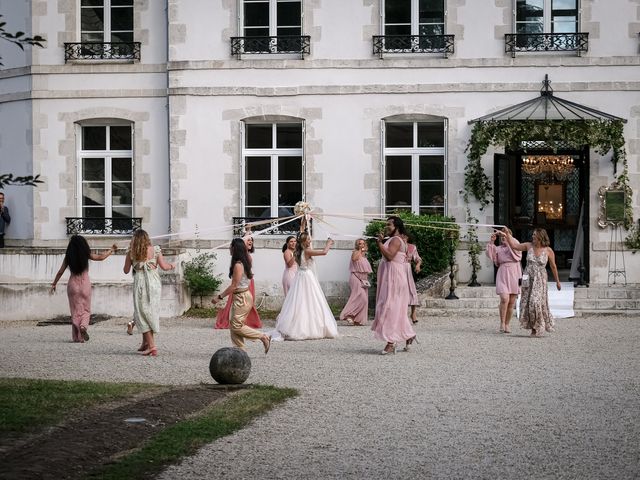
top-left (462, 118), bottom-right (631, 272)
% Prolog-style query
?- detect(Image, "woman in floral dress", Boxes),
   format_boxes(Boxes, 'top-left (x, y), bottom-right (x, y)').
top-left (501, 228), bottom-right (561, 337)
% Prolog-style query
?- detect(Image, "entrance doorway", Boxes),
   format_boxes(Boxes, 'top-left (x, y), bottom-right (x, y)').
top-left (494, 145), bottom-right (589, 283)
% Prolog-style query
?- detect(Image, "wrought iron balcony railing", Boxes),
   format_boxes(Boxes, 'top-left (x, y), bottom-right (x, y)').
top-left (504, 33), bottom-right (588, 57)
top-left (230, 36), bottom-right (311, 59)
top-left (372, 35), bottom-right (455, 58)
top-left (66, 217), bottom-right (142, 235)
top-left (64, 42), bottom-right (141, 62)
top-left (232, 216), bottom-right (310, 236)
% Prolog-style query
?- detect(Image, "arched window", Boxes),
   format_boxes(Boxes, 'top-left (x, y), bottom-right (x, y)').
top-left (382, 117), bottom-right (447, 215)
top-left (74, 120), bottom-right (135, 233)
top-left (241, 120), bottom-right (304, 220)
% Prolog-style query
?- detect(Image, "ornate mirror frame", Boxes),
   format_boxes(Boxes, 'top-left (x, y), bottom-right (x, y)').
top-left (597, 181), bottom-right (632, 228)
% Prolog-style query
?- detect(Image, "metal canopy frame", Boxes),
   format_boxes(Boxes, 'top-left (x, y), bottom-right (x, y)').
top-left (469, 75), bottom-right (627, 124)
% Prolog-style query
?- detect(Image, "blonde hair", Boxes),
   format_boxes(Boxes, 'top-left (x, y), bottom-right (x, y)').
top-left (129, 229), bottom-right (151, 262)
top-left (354, 238), bottom-right (365, 249)
top-left (533, 228), bottom-right (550, 247)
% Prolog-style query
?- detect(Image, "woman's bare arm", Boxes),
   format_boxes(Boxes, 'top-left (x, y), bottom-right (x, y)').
top-left (305, 239), bottom-right (334, 258)
top-left (546, 247), bottom-right (561, 290)
top-left (284, 250), bottom-right (296, 267)
top-left (50, 259), bottom-right (68, 292)
top-left (377, 236), bottom-right (401, 261)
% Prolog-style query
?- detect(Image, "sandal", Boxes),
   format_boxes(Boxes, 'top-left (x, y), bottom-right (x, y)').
top-left (80, 326), bottom-right (89, 342)
top-left (126, 321), bottom-right (135, 335)
top-left (263, 335), bottom-right (272, 355)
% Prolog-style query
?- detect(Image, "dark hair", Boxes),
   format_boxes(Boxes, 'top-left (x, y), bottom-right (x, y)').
top-left (229, 238), bottom-right (253, 279)
top-left (65, 235), bottom-right (91, 275)
top-left (282, 235), bottom-right (295, 253)
top-left (294, 232), bottom-right (309, 266)
top-left (387, 215), bottom-right (407, 236)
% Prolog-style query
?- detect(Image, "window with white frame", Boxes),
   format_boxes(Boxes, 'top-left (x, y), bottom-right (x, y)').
top-left (515, 0), bottom-right (578, 34)
top-left (242, 0), bottom-right (302, 51)
top-left (383, 120), bottom-right (446, 215)
top-left (384, 0), bottom-right (445, 37)
top-left (78, 123), bottom-right (133, 222)
top-left (81, 0), bottom-right (134, 44)
top-left (242, 122), bottom-right (303, 219)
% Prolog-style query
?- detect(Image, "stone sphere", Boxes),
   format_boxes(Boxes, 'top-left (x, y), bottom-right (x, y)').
top-left (209, 347), bottom-right (252, 384)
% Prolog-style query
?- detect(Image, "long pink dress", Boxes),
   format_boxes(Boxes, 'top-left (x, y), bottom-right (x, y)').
top-left (215, 278), bottom-right (262, 329)
top-left (282, 258), bottom-right (298, 297)
top-left (371, 237), bottom-right (415, 343)
top-left (406, 244), bottom-right (421, 306)
top-left (67, 270), bottom-right (91, 342)
top-left (486, 240), bottom-right (522, 295)
top-left (339, 254), bottom-right (373, 325)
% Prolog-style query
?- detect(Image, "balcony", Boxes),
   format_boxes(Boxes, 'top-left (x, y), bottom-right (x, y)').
top-left (64, 42), bottom-right (141, 62)
top-left (372, 35), bottom-right (455, 59)
top-left (66, 217), bottom-right (142, 235)
top-left (504, 33), bottom-right (588, 57)
top-left (230, 36), bottom-right (311, 59)
top-left (232, 217), bottom-right (309, 236)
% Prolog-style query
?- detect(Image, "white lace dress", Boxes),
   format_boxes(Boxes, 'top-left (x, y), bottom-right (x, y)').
top-left (273, 253), bottom-right (338, 340)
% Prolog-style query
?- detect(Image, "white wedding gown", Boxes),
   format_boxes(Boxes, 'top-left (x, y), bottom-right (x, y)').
top-left (273, 253), bottom-right (338, 340)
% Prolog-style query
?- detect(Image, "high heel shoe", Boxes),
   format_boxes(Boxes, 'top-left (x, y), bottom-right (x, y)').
top-left (126, 321), bottom-right (135, 335)
top-left (403, 335), bottom-right (419, 352)
top-left (381, 343), bottom-right (396, 355)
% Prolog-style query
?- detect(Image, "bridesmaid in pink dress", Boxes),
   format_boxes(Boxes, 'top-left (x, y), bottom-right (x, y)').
top-left (371, 216), bottom-right (416, 355)
top-left (339, 238), bottom-right (372, 326)
top-left (281, 235), bottom-right (298, 297)
top-left (486, 227), bottom-right (522, 333)
top-left (215, 234), bottom-right (262, 329)
top-left (50, 235), bottom-right (116, 342)
top-left (403, 235), bottom-right (423, 324)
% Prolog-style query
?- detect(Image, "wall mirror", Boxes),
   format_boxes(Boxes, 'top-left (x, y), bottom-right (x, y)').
top-left (535, 183), bottom-right (565, 223)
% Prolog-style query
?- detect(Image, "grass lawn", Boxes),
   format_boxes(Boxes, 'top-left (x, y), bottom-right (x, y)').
top-left (0, 378), bottom-right (153, 435)
top-left (0, 378), bottom-right (298, 480)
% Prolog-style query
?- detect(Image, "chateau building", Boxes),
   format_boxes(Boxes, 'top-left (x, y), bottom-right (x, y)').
top-left (0, 0), bottom-right (638, 320)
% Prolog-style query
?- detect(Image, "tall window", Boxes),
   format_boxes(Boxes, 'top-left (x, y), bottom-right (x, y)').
top-left (384, 0), bottom-right (445, 37)
top-left (78, 124), bottom-right (133, 223)
top-left (243, 0), bottom-right (302, 45)
top-left (81, 0), bottom-right (134, 44)
top-left (242, 122), bottom-right (303, 218)
top-left (383, 121), bottom-right (446, 215)
top-left (515, 0), bottom-right (578, 34)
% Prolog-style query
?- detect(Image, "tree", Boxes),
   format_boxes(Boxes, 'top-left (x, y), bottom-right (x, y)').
top-left (1, 14), bottom-right (46, 187)
top-left (0, 174), bottom-right (43, 190)
top-left (0, 13), bottom-right (46, 66)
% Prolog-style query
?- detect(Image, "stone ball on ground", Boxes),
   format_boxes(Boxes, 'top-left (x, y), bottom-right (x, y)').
top-left (209, 347), bottom-right (252, 384)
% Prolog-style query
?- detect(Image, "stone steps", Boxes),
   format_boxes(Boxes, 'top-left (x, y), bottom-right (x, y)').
top-left (417, 284), bottom-right (640, 317)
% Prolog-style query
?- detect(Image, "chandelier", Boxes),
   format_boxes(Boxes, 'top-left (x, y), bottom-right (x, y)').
top-left (522, 155), bottom-right (575, 180)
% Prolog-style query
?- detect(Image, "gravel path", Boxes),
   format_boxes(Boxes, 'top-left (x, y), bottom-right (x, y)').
top-left (1, 314), bottom-right (638, 479)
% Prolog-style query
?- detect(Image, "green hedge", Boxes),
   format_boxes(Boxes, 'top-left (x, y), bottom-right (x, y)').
top-left (364, 212), bottom-right (460, 283)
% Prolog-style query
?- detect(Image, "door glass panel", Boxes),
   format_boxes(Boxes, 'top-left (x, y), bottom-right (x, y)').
top-left (278, 156), bottom-right (302, 180)
top-left (245, 2), bottom-right (269, 27)
top-left (419, 181), bottom-right (444, 205)
top-left (82, 183), bottom-right (105, 206)
top-left (112, 183), bottom-right (132, 205)
top-left (386, 181), bottom-right (412, 207)
top-left (246, 156), bottom-right (271, 180)
top-left (83, 158), bottom-right (105, 181)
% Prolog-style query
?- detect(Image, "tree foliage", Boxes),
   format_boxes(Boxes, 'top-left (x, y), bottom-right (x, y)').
top-left (0, 174), bottom-right (43, 190)
top-left (0, 14), bottom-right (46, 66)
top-left (182, 253), bottom-right (222, 307)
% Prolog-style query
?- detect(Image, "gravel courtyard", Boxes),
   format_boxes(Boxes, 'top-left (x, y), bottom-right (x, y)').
top-left (1, 313), bottom-right (638, 479)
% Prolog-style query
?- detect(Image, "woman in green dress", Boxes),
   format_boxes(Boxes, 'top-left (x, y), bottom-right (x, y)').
top-left (124, 229), bottom-right (175, 355)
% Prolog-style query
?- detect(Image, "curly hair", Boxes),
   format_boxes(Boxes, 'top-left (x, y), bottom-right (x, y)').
top-left (129, 229), bottom-right (151, 263)
top-left (387, 215), bottom-right (407, 236)
top-left (65, 235), bottom-right (91, 275)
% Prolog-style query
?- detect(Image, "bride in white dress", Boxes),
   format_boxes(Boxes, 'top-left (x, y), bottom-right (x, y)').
top-left (274, 232), bottom-right (339, 340)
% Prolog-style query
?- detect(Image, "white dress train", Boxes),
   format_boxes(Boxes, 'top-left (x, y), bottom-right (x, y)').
top-left (273, 253), bottom-right (338, 340)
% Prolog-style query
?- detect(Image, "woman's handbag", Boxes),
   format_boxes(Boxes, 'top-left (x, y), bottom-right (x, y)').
top-left (520, 273), bottom-right (530, 288)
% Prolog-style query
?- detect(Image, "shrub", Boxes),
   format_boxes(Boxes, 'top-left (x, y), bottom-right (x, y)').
top-left (182, 253), bottom-right (223, 307)
top-left (364, 212), bottom-right (460, 285)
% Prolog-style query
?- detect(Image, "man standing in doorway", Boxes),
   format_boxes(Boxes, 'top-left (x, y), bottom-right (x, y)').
top-left (0, 192), bottom-right (11, 248)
